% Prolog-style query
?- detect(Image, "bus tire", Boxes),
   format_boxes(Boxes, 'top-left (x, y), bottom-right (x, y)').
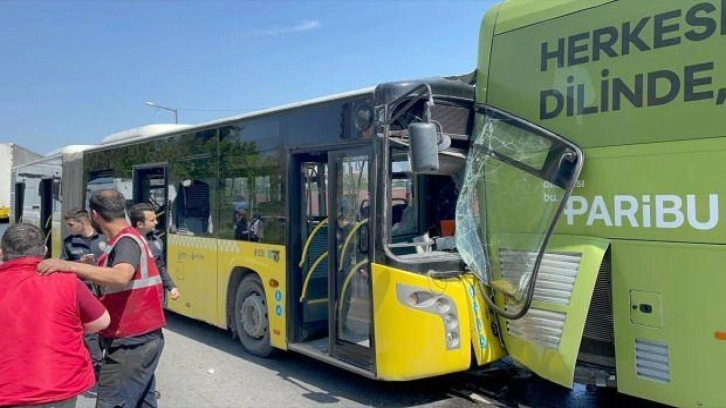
top-left (234, 274), bottom-right (274, 357)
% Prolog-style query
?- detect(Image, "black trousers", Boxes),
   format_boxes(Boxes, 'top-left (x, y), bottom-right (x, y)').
top-left (96, 333), bottom-right (164, 408)
top-left (83, 332), bottom-right (104, 380)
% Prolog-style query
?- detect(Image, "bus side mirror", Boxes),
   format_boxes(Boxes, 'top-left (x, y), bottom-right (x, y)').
top-left (409, 122), bottom-right (440, 173)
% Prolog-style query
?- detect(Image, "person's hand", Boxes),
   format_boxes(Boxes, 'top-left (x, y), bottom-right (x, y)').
top-left (79, 254), bottom-right (95, 265)
top-left (37, 259), bottom-right (75, 276)
top-left (169, 288), bottom-right (180, 300)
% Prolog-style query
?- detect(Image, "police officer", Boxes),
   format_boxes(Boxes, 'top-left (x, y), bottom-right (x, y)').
top-left (61, 208), bottom-right (107, 380)
top-left (62, 208), bottom-right (107, 269)
top-left (129, 203), bottom-right (180, 305)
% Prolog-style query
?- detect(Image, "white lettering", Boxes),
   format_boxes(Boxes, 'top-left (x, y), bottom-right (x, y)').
top-left (586, 196), bottom-right (612, 226)
top-left (656, 195), bottom-right (683, 228)
top-left (642, 195), bottom-right (651, 228)
top-left (562, 193), bottom-right (719, 231)
top-left (687, 194), bottom-right (719, 230)
top-left (564, 195), bottom-right (588, 224)
top-left (614, 195), bottom-right (639, 227)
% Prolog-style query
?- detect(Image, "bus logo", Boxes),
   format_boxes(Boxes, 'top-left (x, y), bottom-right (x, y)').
top-left (267, 250), bottom-right (280, 262)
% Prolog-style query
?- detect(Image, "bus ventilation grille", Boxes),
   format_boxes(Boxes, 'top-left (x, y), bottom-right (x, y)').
top-left (499, 250), bottom-right (582, 305)
top-left (635, 339), bottom-right (671, 383)
top-left (431, 103), bottom-right (473, 138)
top-left (506, 307), bottom-right (566, 350)
top-left (583, 253), bottom-right (614, 343)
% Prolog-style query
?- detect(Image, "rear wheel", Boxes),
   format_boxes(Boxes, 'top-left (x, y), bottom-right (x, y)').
top-left (234, 274), bottom-right (274, 357)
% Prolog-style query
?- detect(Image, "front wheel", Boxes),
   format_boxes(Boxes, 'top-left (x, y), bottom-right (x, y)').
top-left (234, 274), bottom-right (274, 357)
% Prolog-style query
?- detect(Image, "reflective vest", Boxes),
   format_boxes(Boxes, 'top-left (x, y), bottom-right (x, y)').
top-left (97, 227), bottom-right (165, 338)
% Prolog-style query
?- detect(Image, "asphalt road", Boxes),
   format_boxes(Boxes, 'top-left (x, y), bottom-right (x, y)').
top-left (75, 312), bottom-right (666, 408)
top-left (76, 312), bottom-right (466, 408)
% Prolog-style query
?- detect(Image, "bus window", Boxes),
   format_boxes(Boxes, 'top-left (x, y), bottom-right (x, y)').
top-left (390, 155), bottom-right (418, 237)
top-left (219, 120), bottom-right (285, 244)
top-left (171, 180), bottom-right (211, 236)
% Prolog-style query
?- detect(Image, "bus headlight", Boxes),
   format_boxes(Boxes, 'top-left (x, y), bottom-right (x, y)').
top-left (396, 284), bottom-right (461, 350)
top-left (444, 313), bottom-right (458, 330)
top-left (436, 298), bottom-right (451, 313)
top-left (446, 331), bottom-right (460, 348)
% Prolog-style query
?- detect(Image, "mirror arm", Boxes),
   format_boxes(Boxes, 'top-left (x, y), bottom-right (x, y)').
top-left (384, 84), bottom-right (434, 126)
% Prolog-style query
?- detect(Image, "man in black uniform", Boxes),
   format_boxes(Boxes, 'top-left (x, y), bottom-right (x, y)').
top-left (129, 203), bottom-right (180, 305)
top-left (62, 208), bottom-right (107, 267)
top-left (61, 208), bottom-right (107, 380)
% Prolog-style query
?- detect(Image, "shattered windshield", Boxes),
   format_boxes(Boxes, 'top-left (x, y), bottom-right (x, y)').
top-left (455, 106), bottom-right (581, 308)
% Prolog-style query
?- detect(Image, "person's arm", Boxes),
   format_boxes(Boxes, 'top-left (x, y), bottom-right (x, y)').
top-left (76, 280), bottom-right (110, 333)
top-left (155, 251), bottom-right (180, 299)
top-left (159, 263), bottom-right (175, 291)
top-left (38, 238), bottom-right (140, 290)
top-left (149, 235), bottom-right (176, 291)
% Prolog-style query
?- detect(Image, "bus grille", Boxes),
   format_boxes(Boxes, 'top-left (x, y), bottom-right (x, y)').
top-left (499, 250), bottom-right (582, 305)
top-left (635, 339), bottom-right (671, 383)
top-left (506, 307), bottom-right (566, 350)
top-left (431, 103), bottom-right (473, 138)
top-left (500, 249), bottom-right (582, 351)
top-left (583, 253), bottom-right (614, 343)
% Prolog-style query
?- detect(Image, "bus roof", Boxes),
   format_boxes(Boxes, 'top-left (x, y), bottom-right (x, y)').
top-left (12, 144), bottom-right (96, 170)
top-left (494, 0), bottom-right (612, 35)
top-left (44, 144), bottom-right (97, 156)
top-left (93, 86), bottom-right (375, 151)
top-left (100, 124), bottom-right (192, 145)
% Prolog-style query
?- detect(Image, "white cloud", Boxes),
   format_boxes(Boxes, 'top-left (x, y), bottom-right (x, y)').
top-left (254, 20), bottom-right (321, 36)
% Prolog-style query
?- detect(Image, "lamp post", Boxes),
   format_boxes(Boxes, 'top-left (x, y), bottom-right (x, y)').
top-left (144, 101), bottom-right (178, 124)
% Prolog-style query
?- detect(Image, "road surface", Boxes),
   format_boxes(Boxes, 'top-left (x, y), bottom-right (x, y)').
top-left (75, 312), bottom-right (665, 408)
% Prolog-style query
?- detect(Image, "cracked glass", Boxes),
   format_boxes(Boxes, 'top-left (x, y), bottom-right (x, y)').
top-left (455, 107), bottom-right (580, 305)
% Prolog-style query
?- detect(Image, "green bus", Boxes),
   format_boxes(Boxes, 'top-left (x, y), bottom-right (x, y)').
top-left (474, 0), bottom-right (726, 406)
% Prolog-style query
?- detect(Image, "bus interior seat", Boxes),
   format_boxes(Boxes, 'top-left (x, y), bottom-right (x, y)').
top-left (175, 181), bottom-right (210, 235)
top-left (392, 203), bottom-right (407, 225)
top-left (179, 218), bottom-right (207, 235)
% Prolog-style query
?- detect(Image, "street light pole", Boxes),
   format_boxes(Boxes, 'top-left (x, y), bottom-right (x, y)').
top-left (144, 101), bottom-right (178, 124)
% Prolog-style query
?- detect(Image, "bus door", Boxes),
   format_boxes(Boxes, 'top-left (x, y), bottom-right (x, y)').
top-left (329, 147), bottom-right (374, 370)
top-left (13, 182), bottom-right (25, 223)
top-left (39, 178), bottom-right (54, 257)
top-left (295, 154), bottom-right (331, 340)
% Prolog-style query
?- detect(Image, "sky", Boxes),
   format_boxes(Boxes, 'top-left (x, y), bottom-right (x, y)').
top-left (0, 0), bottom-right (497, 155)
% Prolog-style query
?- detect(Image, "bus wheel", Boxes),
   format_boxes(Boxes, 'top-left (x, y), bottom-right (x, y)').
top-left (234, 274), bottom-right (274, 357)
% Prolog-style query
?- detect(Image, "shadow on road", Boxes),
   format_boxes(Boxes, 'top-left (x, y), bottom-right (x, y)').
top-left (162, 311), bottom-right (464, 407)
top-left (163, 311), bottom-right (669, 408)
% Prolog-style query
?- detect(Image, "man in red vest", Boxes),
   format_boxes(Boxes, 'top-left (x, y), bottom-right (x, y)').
top-left (0, 223), bottom-right (110, 407)
top-left (38, 189), bottom-right (166, 407)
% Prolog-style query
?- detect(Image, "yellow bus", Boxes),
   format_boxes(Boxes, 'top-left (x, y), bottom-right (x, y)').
top-left (62, 74), bottom-right (590, 386)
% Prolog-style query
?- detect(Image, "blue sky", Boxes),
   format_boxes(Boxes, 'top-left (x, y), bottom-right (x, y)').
top-left (0, 1), bottom-right (497, 155)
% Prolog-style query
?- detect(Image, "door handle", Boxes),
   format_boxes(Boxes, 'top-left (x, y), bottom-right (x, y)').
top-left (632, 303), bottom-right (653, 314)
